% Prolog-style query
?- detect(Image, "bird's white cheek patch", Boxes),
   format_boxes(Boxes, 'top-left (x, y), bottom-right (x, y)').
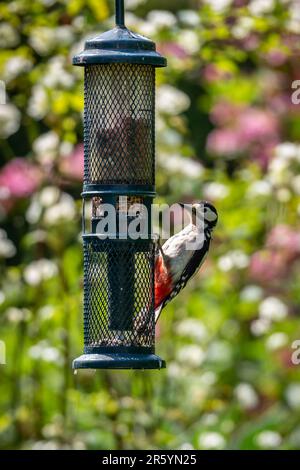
top-left (205, 210), bottom-right (217, 222)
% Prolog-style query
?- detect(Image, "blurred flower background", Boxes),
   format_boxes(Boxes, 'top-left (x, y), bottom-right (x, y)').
top-left (1, 0), bottom-right (300, 450)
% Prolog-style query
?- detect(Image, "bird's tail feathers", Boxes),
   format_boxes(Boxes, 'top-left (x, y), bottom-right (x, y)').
top-left (155, 303), bottom-right (164, 324)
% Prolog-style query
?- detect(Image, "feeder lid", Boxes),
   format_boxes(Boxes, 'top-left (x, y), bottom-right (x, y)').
top-left (73, 26), bottom-right (167, 67)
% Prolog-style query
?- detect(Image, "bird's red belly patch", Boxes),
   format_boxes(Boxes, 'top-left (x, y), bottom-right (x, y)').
top-left (154, 257), bottom-right (173, 309)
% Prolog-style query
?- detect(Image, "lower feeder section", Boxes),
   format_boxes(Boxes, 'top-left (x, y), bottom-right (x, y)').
top-left (73, 348), bottom-right (165, 370)
top-left (73, 237), bottom-right (165, 369)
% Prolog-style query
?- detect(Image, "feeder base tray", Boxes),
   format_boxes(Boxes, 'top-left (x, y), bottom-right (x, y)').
top-left (73, 352), bottom-right (166, 370)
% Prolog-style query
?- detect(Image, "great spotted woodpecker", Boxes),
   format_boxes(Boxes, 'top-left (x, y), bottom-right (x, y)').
top-left (154, 201), bottom-right (218, 322)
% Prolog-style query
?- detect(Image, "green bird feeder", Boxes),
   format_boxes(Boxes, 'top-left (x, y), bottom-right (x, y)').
top-left (73, 0), bottom-right (167, 369)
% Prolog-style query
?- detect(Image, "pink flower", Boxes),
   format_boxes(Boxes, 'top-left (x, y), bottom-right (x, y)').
top-left (210, 101), bottom-right (242, 126)
top-left (249, 250), bottom-right (287, 284)
top-left (238, 109), bottom-right (278, 143)
top-left (0, 158), bottom-right (42, 199)
top-left (241, 34), bottom-right (260, 52)
top-left (158, 42), bottom-right (188, 60)
top-left (269, 94), bottom-right (291, 115)
top-left (206, 128), bottom-right (244, 156)
top-left (251, 142), bottom-right (277, 169)
top-left (59, 144), bottom-right (83, 181)
top-left (207, 105), bottom-right (279, 161)
top-left (266, 225), bottom-right (300, 259)
top-left (264, 49), bottom-right (287, 67)
top-left (233, 0), bottom-right (248, 6)
top-left (202, 64), bottom-right (232, 83)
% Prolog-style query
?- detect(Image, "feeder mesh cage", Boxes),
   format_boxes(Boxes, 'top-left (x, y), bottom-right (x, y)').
top-left (83, 239), bottom-right (155, 350)
top-left (84, 64), bottom-right (155, 186)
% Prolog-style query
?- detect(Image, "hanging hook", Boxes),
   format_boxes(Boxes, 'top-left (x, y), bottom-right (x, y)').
top-left (115, 0), bottom-right (125, 27)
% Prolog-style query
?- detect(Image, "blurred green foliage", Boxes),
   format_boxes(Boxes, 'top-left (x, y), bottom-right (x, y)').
top-left (1, 0), bottom-right (300, 450)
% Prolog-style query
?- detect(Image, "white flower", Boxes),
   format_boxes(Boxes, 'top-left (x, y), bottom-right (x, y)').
top-left (6, 307), bottom-right (31, 323)
top-left (29, 27), bottom-right (54, 55)
top-left (274, 142), bottom-right (300, 161)
top-left (126, 0), bottom-right (146, 8)
top-left (206, 341), bottom-right (232, 364)
top-left (60, 141), bottom-right (74, 157)
top-left (23, 259), bottom-right (58, 285)
top-left (259, 297), bottom-right (288, 322)
top-left (0, 23), bottom-right (19, 48)
top-left (176, 318), bottom-right (208, 342)
top-left (31, 441), bottom-right (62, 450)
top-left (232, 17), bottom-right (254, 39)
top-left (159, 130), bottom-right (182, 146)
top-left (38, 305), bottom-right (55, 321)
top-left (178, 30), bottom-right (199, 54)
top-left (251, 318), bottom-right (271, 336)
top-left (33, 131), bottom-right (60, 163)
top-left (43, 193), bottom-right (76, 225)
top-left (285, 383), bottom-right (300, 410)
top-left (249, 0), bottom-right (274, 16)
top-left (29, 26), bottom-right (73, 55)
top-left (267, 158), bottom-right (291, 186)
top-left (26, 230), bottom-right (47, 244)
top-left (240, 285), bottom-right (263, 302)
top-left (147, 10), bottom-right (177, 29)
top-left (157, 85), bottom-right (190, 115)
top-left (276, 188), bottom-right (291, 202)
top-left (26, 196), bottom-right (43, 224)
top-left (218, 250), bottom-right (249, 271)
top-left (179, 443), bottom-right (194, 450)
top-left (247, 180), bottom-right (272, 197)
top-left (29, 341), bottom-right (61, 363)
top-left (291, 175), bottom-right (300, 195)
top-left (203, 182), bottom-right (229, 200)
top-left (266, 332), bottom-right (288, 350)
top-left (136, 20), bottom-right (157, 37)
top-left (0, 230), bottom-right (16, 258)
top-left (167, 361), bottom-right (185, 379)
top-left (177, 345), bottom-right (205, 367)
top-left (230, 251), bottom-right (249, 269)
top-left (200, 371), bottom-right (217, 386)
top-left (198, 432), bottom-right (226, 450)
top-left (255, 430), bottom-right (282, 449)
top-left (218, 255), bottom-right (233, 271)
top-left (42, 56), bottom-right (74, 89)
top-left (159, 153), bottom-right (203, 179)
top-left (0, 186), bottom-right (10, 201)
top-left (39, 186), bottom-right (60, 207)
top-left (201, 413), bottom-right (218, 426)
top-left (27, 85), bottom-right (48, 120)
top-left (0, 103), bottom-right (21, 138)
top-left (288, 2), bottom-right (300, 33)
top-left (235, 383), bottom-right (259, 410)
top-left (4, 56), bottom-right (32, 82)
top-left (204, 0), bottom-right (232, 13)
top-left (178, 10), bottom-right (200, 27)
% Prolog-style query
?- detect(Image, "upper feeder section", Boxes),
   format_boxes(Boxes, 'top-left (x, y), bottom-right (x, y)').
top-left (73, 27), bottom-right (166, 67)
top-left (73, 0), bottom-right (166, 67)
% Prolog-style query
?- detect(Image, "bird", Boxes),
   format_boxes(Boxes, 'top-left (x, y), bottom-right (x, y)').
top-left (154, 201), bottom-right (218, 322)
